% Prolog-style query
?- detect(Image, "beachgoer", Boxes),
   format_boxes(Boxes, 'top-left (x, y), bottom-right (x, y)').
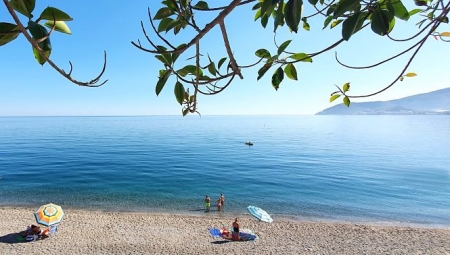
top-left (232, 218), bottom-right (240, 241)
top-left (217, 197), bottom-right (222, 211)
top-left (220, 193), bottom-right (225, 208)
top-left (19, 224), bottom-right (41, 237)
top-left (205, 195), bottom-right (211, 211)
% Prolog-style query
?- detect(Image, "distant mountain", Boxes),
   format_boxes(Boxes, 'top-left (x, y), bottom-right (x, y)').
top-left (316, 87), bottom-right (450, 115)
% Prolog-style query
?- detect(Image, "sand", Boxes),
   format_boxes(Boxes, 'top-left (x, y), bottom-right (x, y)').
top-left (1, 206), bottom-right (449, 254)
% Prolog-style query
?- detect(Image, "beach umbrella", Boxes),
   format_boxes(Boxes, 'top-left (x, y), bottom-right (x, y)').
top-left (34, 203), bottom-right (64, 226)
top-left (247, 205), bottom-right (273, 223)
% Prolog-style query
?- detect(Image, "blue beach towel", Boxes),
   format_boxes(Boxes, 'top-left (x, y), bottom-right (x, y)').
top-left (208, 228), bottom-right (222, 238)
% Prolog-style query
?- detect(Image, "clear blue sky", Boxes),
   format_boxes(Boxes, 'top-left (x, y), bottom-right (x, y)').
top-left (1, 0), bottom-right (448, 116)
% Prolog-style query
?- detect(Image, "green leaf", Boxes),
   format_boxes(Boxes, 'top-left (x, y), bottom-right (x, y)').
top-left (413, 0), bottom-right (427, 7)
top-left (40, 7), bottom-right (73, 21)
top-left (277, 40), bottom-right (292, 55)
top-left (405, 72), bottom-right (417, 77)
top-left (331, 19), bottom-right (343, 29)
top-left (218, 57), bottom-right (227, 69)
top-left (333, 0), bottom-right (359, 18)
top-left (0, 22), bottom-right (20, 46)
top-left (261, 14), bottom-right (269, 28)
top-left (271, 67), bottom-right (284, 90)
top-left (155, 55), bottom-right (170, 65)
top-left (9, 0), bottom-right (35, 18)
top-left (285, 0), bottom-right (303, 33)
top-left (158, 18), bottom-right (173, 32)
top-left (252, 2), bottom-right (261, 10)
top-left (408, 9), bottom-right (422, 16)
top-left (290, 53), bottom-right (312, 62)
top-left (386, 0), bottom-right (409, 21)
top-left (44, 20), bottom-right (71, 34)
top-left (343, 96), bottom-right (351, 107)
top-left (308, 0), bottom-right (318, 6)
top-left (342, 12), bottom-right (365, 41)
top-left (32, 46), bottom-right (50, 65)
top-left (371, 9), bottom-right (395, 36)
top-left (174, 81), bottom-right (185, 105)
top-left (156, 69), bottom-right (171, 96)
top-left (343, 82), bottom-right (350, 92)
top-left (254, 9), bottom-right (262, 21)
top-left (194, 1), bottom-right (209, 9)
top-left (154, 7), bottom-right (173, 20)
top-left (28, 21), bottom-right (51, 51)
top-left (329, 94), bottom-right (341, 102)
top-left (257, 62), bottom-right (273, 80)
top-left (180, 0), bottom-right (189, 8)
top-left (171, 43), bottom-right (186, 63)
top-left (273, 0), bottom-right (284, 32)
top-left (208, 62), bottom-right (217, 76)
top-left (177, 65), bottom-right (198, 77)
top-left (302, 18), bottom-right (310, 31)
top-left (323, 16), bottom-right (333, 29)
top-left (284, 63), bottom-right (298, 80)
top-left (255, 49), bottom-right (271, 58)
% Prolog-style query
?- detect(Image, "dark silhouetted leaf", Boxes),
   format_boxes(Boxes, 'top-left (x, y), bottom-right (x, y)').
top-left (333, 0), bottom-right (359, 18)
top-left (371, 9), bottom-right (395, 36)
top-left (194, 1), bottom-right (209, 9)
top-left (218, 57), bottom-right (227, 69)
top-left (271, 67), bottom-right (284, 90)
top-left (10, 0), bottom-right (35, 18)
top-left (0, 22), bottom-right (20, 46)
top-left (174, 81), bottom-right (185, 105)
top-left (285, 0), bottom-right (303, 33)
top-left (156, 69), bottom-right (171, 95)
top-left (257, 62), bottom-right (273, 80)
top-left (342, 12), bottom-right (365, 41)
top-left (154, 7), bottom-right (173, 20)
top-left (255, 49), bottom-right (271, 58)
top-left (278, 40), bottom-right (292, 55)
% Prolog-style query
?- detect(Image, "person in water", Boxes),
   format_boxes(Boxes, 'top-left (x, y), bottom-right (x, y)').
top-left (204, 195), bottom-right (211, 212)
top-left (217, 197), bottom-right (222, 211)
top-left (220, 193), bottom-right (225, 209)
top-left (232, 218), bottom-right (240, 241)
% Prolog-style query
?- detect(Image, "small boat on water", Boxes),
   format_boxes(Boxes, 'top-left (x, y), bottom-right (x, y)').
top-left (245, 142), bottom-right (253, 146)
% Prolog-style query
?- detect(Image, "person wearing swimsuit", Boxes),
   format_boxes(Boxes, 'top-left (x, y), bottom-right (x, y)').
top-left (204, 195), bottom-right (211, 212)
top-left (232, 218), bottom-right (240, 241)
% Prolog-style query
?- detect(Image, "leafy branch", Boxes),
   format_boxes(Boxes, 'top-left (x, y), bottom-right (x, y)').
top-left (1, 0), bottom-right (107, 87)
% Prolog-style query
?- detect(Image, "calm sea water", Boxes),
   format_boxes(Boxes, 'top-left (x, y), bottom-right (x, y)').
top-left (0, 116), bottom-right (449, 227)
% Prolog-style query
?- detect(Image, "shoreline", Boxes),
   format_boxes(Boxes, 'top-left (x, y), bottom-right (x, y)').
top-left (1, 206), bottom-right (450, 254)
top-left (2, 203), bottom-right (449, 229)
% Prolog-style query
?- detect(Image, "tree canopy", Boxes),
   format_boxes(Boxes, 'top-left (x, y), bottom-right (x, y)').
top-left (1, 0), bottom-right (449, 115)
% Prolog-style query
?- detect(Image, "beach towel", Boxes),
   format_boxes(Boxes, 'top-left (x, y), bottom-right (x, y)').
top-left (208, 228), bottom-right (222, 238)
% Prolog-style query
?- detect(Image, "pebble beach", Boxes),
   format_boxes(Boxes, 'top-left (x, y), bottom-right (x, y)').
top-left (1, 207), bottom-right (450, 254)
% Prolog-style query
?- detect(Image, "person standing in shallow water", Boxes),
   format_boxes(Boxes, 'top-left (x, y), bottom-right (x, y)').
top-left (204, 195), bottom-right (211, 212)
top-left (217, 197), bottom-right (222, 211)
top-left (220, 193), bottom-right (225, 210)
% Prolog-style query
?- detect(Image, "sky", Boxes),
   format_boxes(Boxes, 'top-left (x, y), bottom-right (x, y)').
top-left (1, 0), bottom-right (449, 116)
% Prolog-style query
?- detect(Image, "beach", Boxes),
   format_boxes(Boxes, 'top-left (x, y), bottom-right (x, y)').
top-left (1, 207), bottom-right (449, 254)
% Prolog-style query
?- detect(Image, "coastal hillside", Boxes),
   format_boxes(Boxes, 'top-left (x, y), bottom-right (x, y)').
top-left (316, 87), bottom-right (450, 115)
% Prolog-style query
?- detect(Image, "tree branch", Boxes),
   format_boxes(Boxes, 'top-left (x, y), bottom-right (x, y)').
top-left (3, 0), bottom-right (107, 87)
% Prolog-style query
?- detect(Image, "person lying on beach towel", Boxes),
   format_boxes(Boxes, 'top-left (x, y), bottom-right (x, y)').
top-left (19, 225), bottom-right (41, 238)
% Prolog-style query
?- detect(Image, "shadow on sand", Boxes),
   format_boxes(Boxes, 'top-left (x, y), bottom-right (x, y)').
top-left (211, 240), bottom-right (230, 244)
top-left (0, 233), bottom-right (24, 244)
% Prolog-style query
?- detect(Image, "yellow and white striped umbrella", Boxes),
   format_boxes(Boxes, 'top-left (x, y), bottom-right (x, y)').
top-left (34, 203), bottom-right (64, 226)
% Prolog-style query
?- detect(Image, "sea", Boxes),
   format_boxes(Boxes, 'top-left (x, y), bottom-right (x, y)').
top-left (0, 115), bottom-right (449, 227)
